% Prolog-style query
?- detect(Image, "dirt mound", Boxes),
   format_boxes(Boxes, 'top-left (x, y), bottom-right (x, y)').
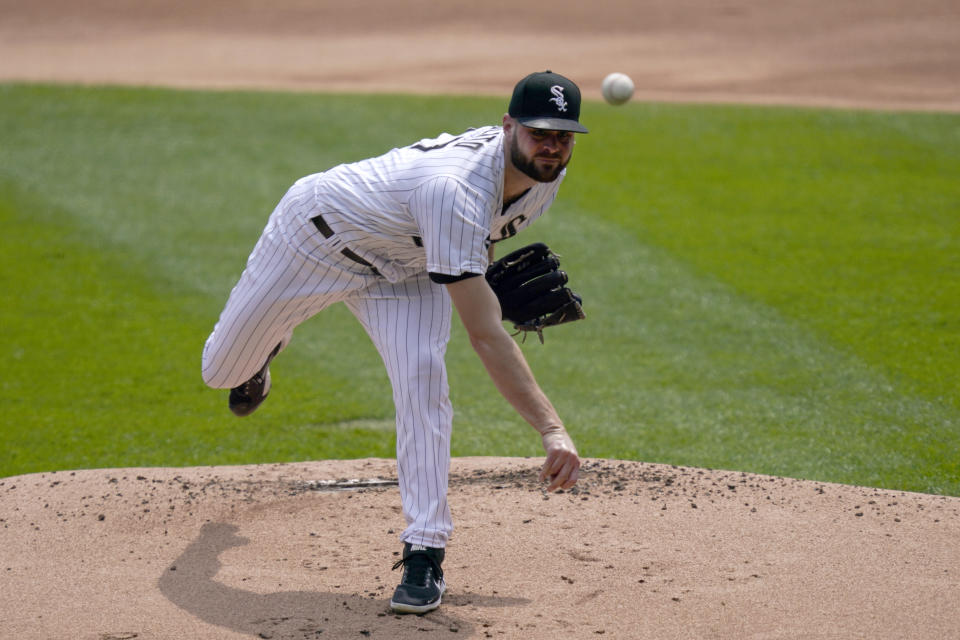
top-left (2, 458), bottom-right (958, 638)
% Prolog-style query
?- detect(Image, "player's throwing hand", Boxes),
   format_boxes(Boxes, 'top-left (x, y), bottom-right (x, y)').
top-left (539, 426), bottom-right (580, 491)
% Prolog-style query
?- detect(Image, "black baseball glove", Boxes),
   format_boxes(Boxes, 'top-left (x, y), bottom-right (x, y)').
top-left (485, 242), bottom-right (585, 343)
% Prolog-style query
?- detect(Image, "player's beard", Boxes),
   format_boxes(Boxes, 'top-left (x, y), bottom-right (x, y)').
top-left (509, 130), bottom-right (571, 183)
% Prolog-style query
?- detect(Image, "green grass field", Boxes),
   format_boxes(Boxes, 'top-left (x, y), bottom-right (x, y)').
top-left (1, 84), bottom-right (957, 495)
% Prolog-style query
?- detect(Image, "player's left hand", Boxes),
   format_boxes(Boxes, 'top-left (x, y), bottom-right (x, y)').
top-left (539, 426), bottom-right (580, 492)
top-left (485, 242), bottom-right (585, 344)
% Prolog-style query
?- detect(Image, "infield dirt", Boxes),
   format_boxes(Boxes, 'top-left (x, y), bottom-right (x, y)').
top-left (2, 1), bottom-right (959, 638)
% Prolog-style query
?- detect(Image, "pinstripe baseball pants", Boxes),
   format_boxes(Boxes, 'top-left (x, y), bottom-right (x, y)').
top-left (202, 183), bottom-right (454, 548)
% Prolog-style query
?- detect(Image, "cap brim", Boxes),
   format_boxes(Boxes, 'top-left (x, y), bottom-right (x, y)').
top-left (516, 117), bottom-right (589, 134)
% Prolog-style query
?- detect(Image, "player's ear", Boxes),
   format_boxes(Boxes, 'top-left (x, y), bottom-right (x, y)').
top-left (502, 114), bottom-right (515, 133)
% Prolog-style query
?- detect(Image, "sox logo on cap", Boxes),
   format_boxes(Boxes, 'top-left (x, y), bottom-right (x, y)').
top-left (549, 86), bottom-right (568, 112)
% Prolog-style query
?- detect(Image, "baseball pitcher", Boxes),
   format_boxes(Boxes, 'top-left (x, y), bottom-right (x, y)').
top-left (202, 70), bottom-right (588, 614)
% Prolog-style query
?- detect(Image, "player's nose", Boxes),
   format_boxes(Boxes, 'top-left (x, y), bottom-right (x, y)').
top-left (539, 135), bottom-right (562, 153)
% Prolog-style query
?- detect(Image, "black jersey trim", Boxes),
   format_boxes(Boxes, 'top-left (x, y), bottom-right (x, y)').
top-left (429, 271), bottom-right (482, 284)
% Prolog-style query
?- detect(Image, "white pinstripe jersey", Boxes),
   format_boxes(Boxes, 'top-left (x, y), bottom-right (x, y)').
top-left (281, 125), bottom-right (565, 282)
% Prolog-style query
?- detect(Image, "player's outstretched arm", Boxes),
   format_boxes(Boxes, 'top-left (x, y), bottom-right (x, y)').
top-left (446, 276), bottom-right (580, 491)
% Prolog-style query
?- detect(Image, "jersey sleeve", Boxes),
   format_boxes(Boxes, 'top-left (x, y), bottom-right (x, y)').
top-left (410, 175), bottom-right (493, 277)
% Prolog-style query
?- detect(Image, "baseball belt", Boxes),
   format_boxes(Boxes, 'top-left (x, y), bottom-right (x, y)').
top-left (311, 214), bottom-right (381, 276)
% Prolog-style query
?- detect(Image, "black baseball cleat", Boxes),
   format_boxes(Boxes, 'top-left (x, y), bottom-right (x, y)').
top-left (390, 543), bottom-right (445, 614)
top-left (228, 343), bottom-right (281, 417)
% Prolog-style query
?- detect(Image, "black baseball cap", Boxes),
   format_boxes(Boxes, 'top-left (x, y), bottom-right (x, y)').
top-left (508, 70), bottom-right (589, 134)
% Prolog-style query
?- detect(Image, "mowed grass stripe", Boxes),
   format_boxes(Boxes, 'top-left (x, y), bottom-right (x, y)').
top-left (574, 101), bottom-right (960, 410)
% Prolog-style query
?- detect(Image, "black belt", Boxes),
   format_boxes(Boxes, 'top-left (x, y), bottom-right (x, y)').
top-left (311, 214), bottom-right (380, 276)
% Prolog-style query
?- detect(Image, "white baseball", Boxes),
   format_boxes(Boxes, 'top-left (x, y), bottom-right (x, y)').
top-left (602, 72), bottom-right (635, 105)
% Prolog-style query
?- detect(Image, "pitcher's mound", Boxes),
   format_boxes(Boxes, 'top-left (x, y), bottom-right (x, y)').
top-left (2, 457), bottom-right (958, 639)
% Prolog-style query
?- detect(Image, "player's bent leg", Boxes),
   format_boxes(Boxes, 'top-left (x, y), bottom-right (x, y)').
top-left (203, 182), bottom-right (320, 390)
top-left (202, 191), bottom-right (370, 415)
top-left (200, 224), bottom-right (298, 391)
